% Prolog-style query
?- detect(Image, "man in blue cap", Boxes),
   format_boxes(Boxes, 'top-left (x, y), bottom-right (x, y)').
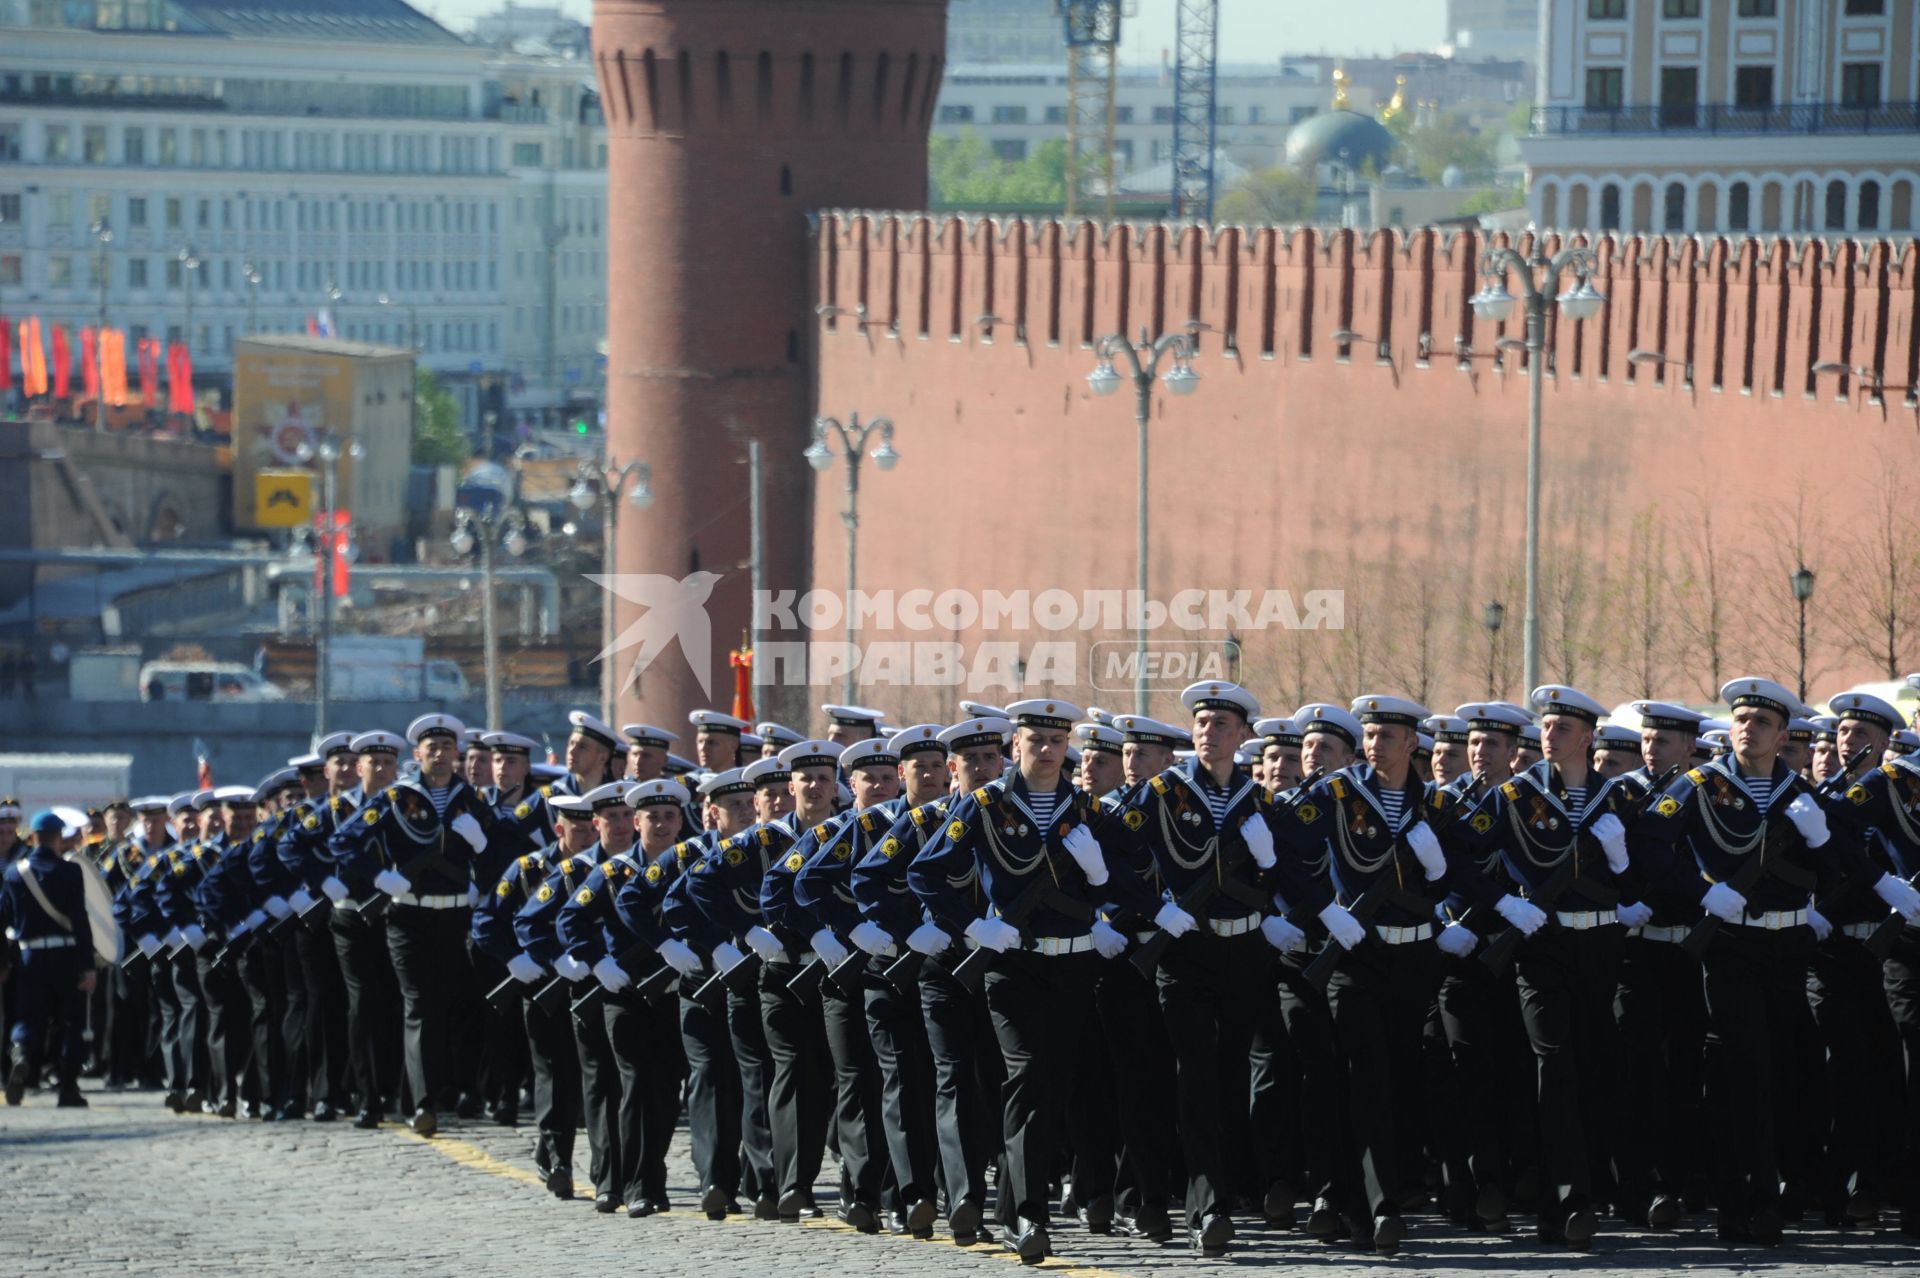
top-left (3, 811), bottom-right (95, 1106)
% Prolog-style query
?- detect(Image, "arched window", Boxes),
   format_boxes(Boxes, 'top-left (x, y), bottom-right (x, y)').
top-left (1825, 179), bottom-right (1848, 230)
top-left (1727, 181), bottom-right (1750, 231)
top-left (1858, 180), bottom-right (1880, 230)
top-left (1664, 181), bottom-right (1687, 231)
top-left (1599, 183), bottom-right (1621, 231)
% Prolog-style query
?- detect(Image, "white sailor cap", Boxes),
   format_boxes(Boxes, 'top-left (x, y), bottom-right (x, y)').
top-left (756, 722), bottom-right (804, 748)
top-left (609, 736), bottom-right (630, 756)
top-left (1699, 717), bottom-right (1732, 735)
top-left (1073, 722), bottom-right (1124, 754)
top-left (253, 770), bottom-right (299, 802)
top-left (407, 713), bottom-right (465, 744)
top-left (616, 723), bottom-right (675, 751)
top-left (189, 788), bottom-right (221, 811)
top-left (628, 778), bottom-right (689, 808)
top-left (1174, 749), bottom-right (1197, 764)
top-left (841, 737), bottom-right (902, 772)
top-left (1627, 700), bottom-right (1706, 734)
top-left (568, 710), bottom-right (622, 749)
top-left (1113, 714), bottom-right (1184, 746)
top-left (687, 709), bottom-right (751, 736)
top-left (939, 717), bottom-right (1013, 751)
top-left (460, 729), bottom-right (484, 752)
top-left (351, 731), bottom-right (406, 755)
top-left (166, 792), bottom-right (199, 817)
top-left (1084, 705), bottom-right (1119, 727)
top-left (1007, 698), bottom-right (1083, 730)
top-left (129, 795), bottom-right (172, 814)
top-left (1518, 722), bottom-right (1543, 746)
top-left (1454, 703), bottom-right (1532, 735)
top-left (664, 754), bottom-right (699, 776)
top-left (890, 724), bottom-right (950, 758)
top-left (1234, 747), bottom-right (1259, 766)
top-left (1593, 724), bottom-right (1641, 752)
top-left (1827, 690), bottom-right (1902, 732)
top-left (1719, 677), bottom-right (1806, 723)
top-left (549, 793), bottom-right (594, 818)
top-left (1181, 681), bottom-right (1260, 720)
top-left (1704, 730), bottom-right (1732, 752)
top-left (1692, 735), bottom-right (1718, 759)
top-left (1888, 729), bottom-right (1919, 756)
top-left (583, 781), bottom-right (634, 809)
top-left (777, 739), bottom-right (845, 771)
top-left (958, 700), bottom-right (1008, 720)
top-left (875, 720), bottom-right (898, 738)
top-left (697, 768), bottom-right (754, 798)
top-left (1786, 717), bottom-right (1817, 743)
top-left (316, 731), bottom-right (356, 757)
top-left (1065, 746), bottom-right (1083, 768)
top-left (1907, 672), bottom-right (1920, 693)
top-left (1294, 703), bottom-right (1364, 748)
top-left (1808, 715), bottom-right (1840, 743)
top-left (742, 757), bottom-right (792, 787)
top-left (1253, 717), bottom-right (1302, 747)
top-left (1423, 715), bottom-right (1471, 744)
top-left (0, 797), bottom-right (23, 820)
top-left (1414, 732), bottom-right (1435, 754)
top-left (1530, 685), bottom-right (1606, 724)
top-left (820, 703), bottom-right (886, 730)
top-left (290, 752), bottom-right (325, 770)
top-left (482, 731), bottom-right (539, 755)
top-left (1351, 695), bottom-right (1430, 728)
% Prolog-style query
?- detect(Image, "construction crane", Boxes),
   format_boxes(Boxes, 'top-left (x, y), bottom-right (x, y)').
top-left (1170, 0), bottom-right (1220, 222)
top-left (1059, 1), bottom-right (1121, 221)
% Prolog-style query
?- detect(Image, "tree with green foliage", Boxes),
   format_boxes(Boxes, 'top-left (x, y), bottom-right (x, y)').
top-left (1215, 166), bottom-right (1318, 225)
top-left (929, 131), bottom-right (1071, 208)
top-left (411, 367), bottom-right (468, 466)
top-left (1455, 187), bottom-right (1527, 216)
top-left (1399, 110), bottom-right (1499, 185)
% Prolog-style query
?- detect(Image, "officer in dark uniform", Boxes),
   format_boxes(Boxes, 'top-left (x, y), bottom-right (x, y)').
top-left (124, 793), bottom-right (198, 1110)
top-left (103, 796), bottom-right (168, 1088)
top-left (275, 730), bottom-right (360, 1121)
top-left (3, 810), bottom-right (94, 1106)
top-left (193, 783), bottom-right (280, 1119)
top-left (248, 762), bottom-right (313, 1118)
top-left (154, 791), bottom-right (221, 1113)
top-left (1632, 677), bottom-right (1920, 1245)
top-left (502, 710), bottom-right (622, 852)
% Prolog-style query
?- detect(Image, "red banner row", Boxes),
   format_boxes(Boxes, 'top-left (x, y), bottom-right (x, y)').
top-left (0, 318), bottom-right (193, 414)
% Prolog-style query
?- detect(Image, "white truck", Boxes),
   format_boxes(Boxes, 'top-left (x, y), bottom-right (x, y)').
top-left (0, 753), bottom-right (135, 810)
top-left (329, 636), bottom-right (471, 702)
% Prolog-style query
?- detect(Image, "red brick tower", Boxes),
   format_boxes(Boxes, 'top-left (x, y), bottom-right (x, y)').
top-left (592, 1), bottom-right (947, 728)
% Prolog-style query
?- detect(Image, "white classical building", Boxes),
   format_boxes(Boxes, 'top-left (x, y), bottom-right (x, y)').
top-left (1522, 0), bottom-right (1919, 235)
top-left (0, 0), bottom-right (606, 433)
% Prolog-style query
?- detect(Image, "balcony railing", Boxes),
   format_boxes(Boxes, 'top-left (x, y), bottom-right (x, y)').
top-left (1533, 101), bottom-right (1920, 137)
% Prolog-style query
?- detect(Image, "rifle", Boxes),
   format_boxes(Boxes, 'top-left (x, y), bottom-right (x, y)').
top-left (571, 947), bottom-right (679, 1015)
top-left (1680, 748), bottom-right (1866, 959)
top-left (692, 951), bottom-right (759, 1008)
top-left (1864, 876), bottom-right (1915, 961)
top-left (528, 975), bottom-right (573, 1017)
top-left (1478, 764), bottom-right (1681, 974)
top-left (485, 973), bottom-right (526, 1014)
top-left (948, 871), bottom-right (1095, 992)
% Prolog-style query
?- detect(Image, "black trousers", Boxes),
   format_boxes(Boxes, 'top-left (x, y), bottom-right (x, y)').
top-left (605, 986), bottom-right (683, 1204)
top-left (983, 948), bottom-right (1101, 1228)
top-left (385, 902), bottom-right (470, 1117)
top-left (195, 950), bottom-right (250, 1108)
top-left (1156, 930), bottom-right (1272, 1228)
top-left (524, 985), bottom-right (580, 1177)
top-left (570, 980), bottom-right (620, 1197)
top-left (1886, 928), bottom-right (1920, 1221)
top-left (1272, 949), bottom-right (1350, 1210)
top-left (680, 990), bottom-right (742, 1195)
top-left (1097, 957), bottom-right (1178, 1216)
top-left (1436, 953), bottom-right (1535, 1201)
top-left (471, 944), bottom-right (527, 1112)
top-left (1612, 933), bottom-right (1706, 1208)
top-left (729, 983), bottom-right (777, 1203)
top-left (1512, 925), bottom-right (1624, 1218)
top-left (1325, 940), bottom-right (1443, 1223)
top-left (8, 950), bottom-right (88, 1089)
top-left (920, 963), bottom-right (1000, 1217)
top-left (1700, 926), bottom-right (1814, 1216)
top-left (865, 969), bottom-right (940, 1206)
top-left (153, 948), bottom-right (205, 1095)
top-left (1806, 933), bottom-right (1901, 1212)
top-left (269, 926), bottom-right (309, 1112)
top-left (331, 905), bottom-right (399, 1114)
top-left (760, 961), bottom-right (830, 1201)
top-left (820, 978), bottom-right (887, 1210)
top-left (296, 907), bottom-right (350, 1110)
top-left (239, 939), bottom-right (290, 1112)
top-left (108, 958), bottom-right (155, 1086)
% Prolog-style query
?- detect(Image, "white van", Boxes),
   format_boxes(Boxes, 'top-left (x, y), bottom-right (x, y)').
top-left (138, 661), bottom-right (288, 703)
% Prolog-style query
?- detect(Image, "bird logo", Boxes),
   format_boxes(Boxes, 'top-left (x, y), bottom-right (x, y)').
top-left (586, 570), bottom-right (724, 698)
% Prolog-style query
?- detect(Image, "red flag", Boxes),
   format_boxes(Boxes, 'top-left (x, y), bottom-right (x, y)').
top-left (101, 329), bottom-right (128, 406)
top-left (166, 342), bottom-right (194, 414)
top-left (311, 511), bottom-right (351, 599)
top-left (305, 315), bottom-right (319, 337)
top-left (51, 325), bottom-right (71, 399)
top-left (137, 337), bottom-right (160, 406)
top-left (80, 327), bottom-right (99, 402)
top-left (0, 316), bottom-right (10, 394)
top-left (22, 318), bottom-right (47, 397)
top-left (194, 738), bottom-right (214, 790)
top-left (730, 646), bottom-right (755, 722)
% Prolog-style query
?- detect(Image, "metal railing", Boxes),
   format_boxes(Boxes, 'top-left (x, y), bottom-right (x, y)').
top-left (1533, 101), bottom-right (1920, 137)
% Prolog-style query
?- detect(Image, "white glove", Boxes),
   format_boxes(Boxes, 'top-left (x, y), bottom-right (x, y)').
top-left (373, 868), bottom-right (411, 897)
top-left (182, 924), bottom-right (209, 952)
top-left (136, 933), bottom-right (161, 958)
top-left (1435, 923), bottom-right (1478, 957)
top-left (1807, 906), bottom-right (1833, 942)
top-left (1589, 813), bottom-right (1629, 874)
top-left (1060, 824), bottom-right (1109, 887)
top-left (1404, 822), bottom-right (1447, 881)
top-left (657, 937), bottom-right (699, 975)
top-left (1495, 894), bottom-right (1547, 936)
top-left (593, 955), bottom-right (631, 992)
top-left (506, 952), bottom-right (544, 984)
top-left (1153, 901), bottom-right (1197, 936)
top-left (244, 908), bottom-right (268, 932)
top-left (450, 812), bottom-right (487, 854)
top-left (1874, 873), bottom-right (1920, 922)
top-left (1261, 914), bottom-right (1306, 952)
top-left (320, 875), bottom-right (349, 903)
top-left (711, 941), bottom-right (747, 973)
top-left (1090, 920), bottom-right (1128, 959)
top-left (288, 888), bottom-right (317, 914)
top-left (1785, 794), bottom-right (1829, 848)
top-left (554, 952), bottom-right (590, 981)
top-left (164, 927), bottom-right (187, 950)
top-left (1702, 881), bottom-right (1747, 924)
top-left (229, 917), bottom-right (252, 940)
top-left (1318, 902), bottom-right (1366, 950)
top-left (466, 885), bottom-right (481, 909)
top-left (744, 925), bottom-right (786, 961)
top-left (1239, 815), bottom-right (1277, 869)
top-left (809, 928), bottom-right (850, 968)
top-left (1614, 900), bottom-right (1654, 928)
top-left (849, 920), bottom-right (893, 956)
top-left (906, 921), bottom-right (952, 956)
top-left (264, 896), bottom-right (292, 921)
top-left (964, 916), bottom-right (1020, 953)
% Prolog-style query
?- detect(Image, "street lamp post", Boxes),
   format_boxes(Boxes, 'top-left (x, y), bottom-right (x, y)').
top-left (242, 260), bottom-right (262, 340)
top-left (1791, 564), bottom-right (1816, 702)
top-left (295, 437), bottom-right (365, 740)
top-left (176, 245), bottom-right (199, 355)
top-left (452, 505), bottom-right (531, 730)
top-left (1469, 243), bottom-right (1607, 697)
top-left (1085, 329), bottom-right (1201, 714)
top-left (806, 413), bottom-right (900, 702)
top-left (568, 458), bottom-right (655, 721)
top-left (91, 218), bottom-right (112, 432)
top-left (377, 291), bottom-right (419, 351)
top-left (1482, 598), bottom-right (1506, 698)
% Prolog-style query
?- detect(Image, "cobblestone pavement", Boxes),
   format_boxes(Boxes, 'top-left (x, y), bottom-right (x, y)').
top-left (3, 1083), bottom-right (1917, 1275)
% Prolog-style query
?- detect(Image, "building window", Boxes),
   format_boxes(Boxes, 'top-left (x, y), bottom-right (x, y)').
top-left (45, 126), bottom-right (70, 162)
top-left (128, 257), bottom-right (148, 288)
top-left (83, 124), bottom-right (106, 164)
top-left (1736, 0), bottom-right (1776, 13)
top-left (991, 139), bottom-right (1027, 161)
top-left (0, 124), bottom-right (20, 162)
top-left (1153, 105), bottom-right (1176, 124)
top-left (1734, 66), bottom-right (1773, 108)
top-left (1825, 180), bottom-right (1847, 230)
top-left (991, 105), bottom-right (1027, 124)
top-left (1599, 183), bottom-right (1621, 230)
top-left (1664, 182), bottom-right (1686, 230)
top-left (158, 130), bottom-right (176, 166)
top-left (1662, 0), bottom-right (1700, 15)
top-left (1859, 180), bottom-right (1880, 230)
top-left (937, 104), bottom-right (973, 123)
top-left (165, 197), bottom-right (182, 228)
top-left (511, 141), bottom-right (542, 166)
top-left (1660, 67), bottom-right (1697, 126)
top-left (0, 255), bottom-right (20, 287)
top-left (1585, 68), bottom-right (1624, 110)
top-left (49, 191), bottom-right (71, 225)
top-left (1840, 63), bottom-right (1881, 109)
top-left (48, 254), bottom-right (71, 286)
top-left (1114, 106), bottom-right (1133, 124)
top-left (124, 128), bottom-right (145, 165)
top-left (1587, 0), bottom-right (1625, 17)
top-left (1727, 181), bottom-right (1750, 230)
top-left (127, 196), bottom-right (146, 226)
top-left (1843, 0), bottom-right (1883, 13)
top-left (0, 192), bottom-right (18, 223)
